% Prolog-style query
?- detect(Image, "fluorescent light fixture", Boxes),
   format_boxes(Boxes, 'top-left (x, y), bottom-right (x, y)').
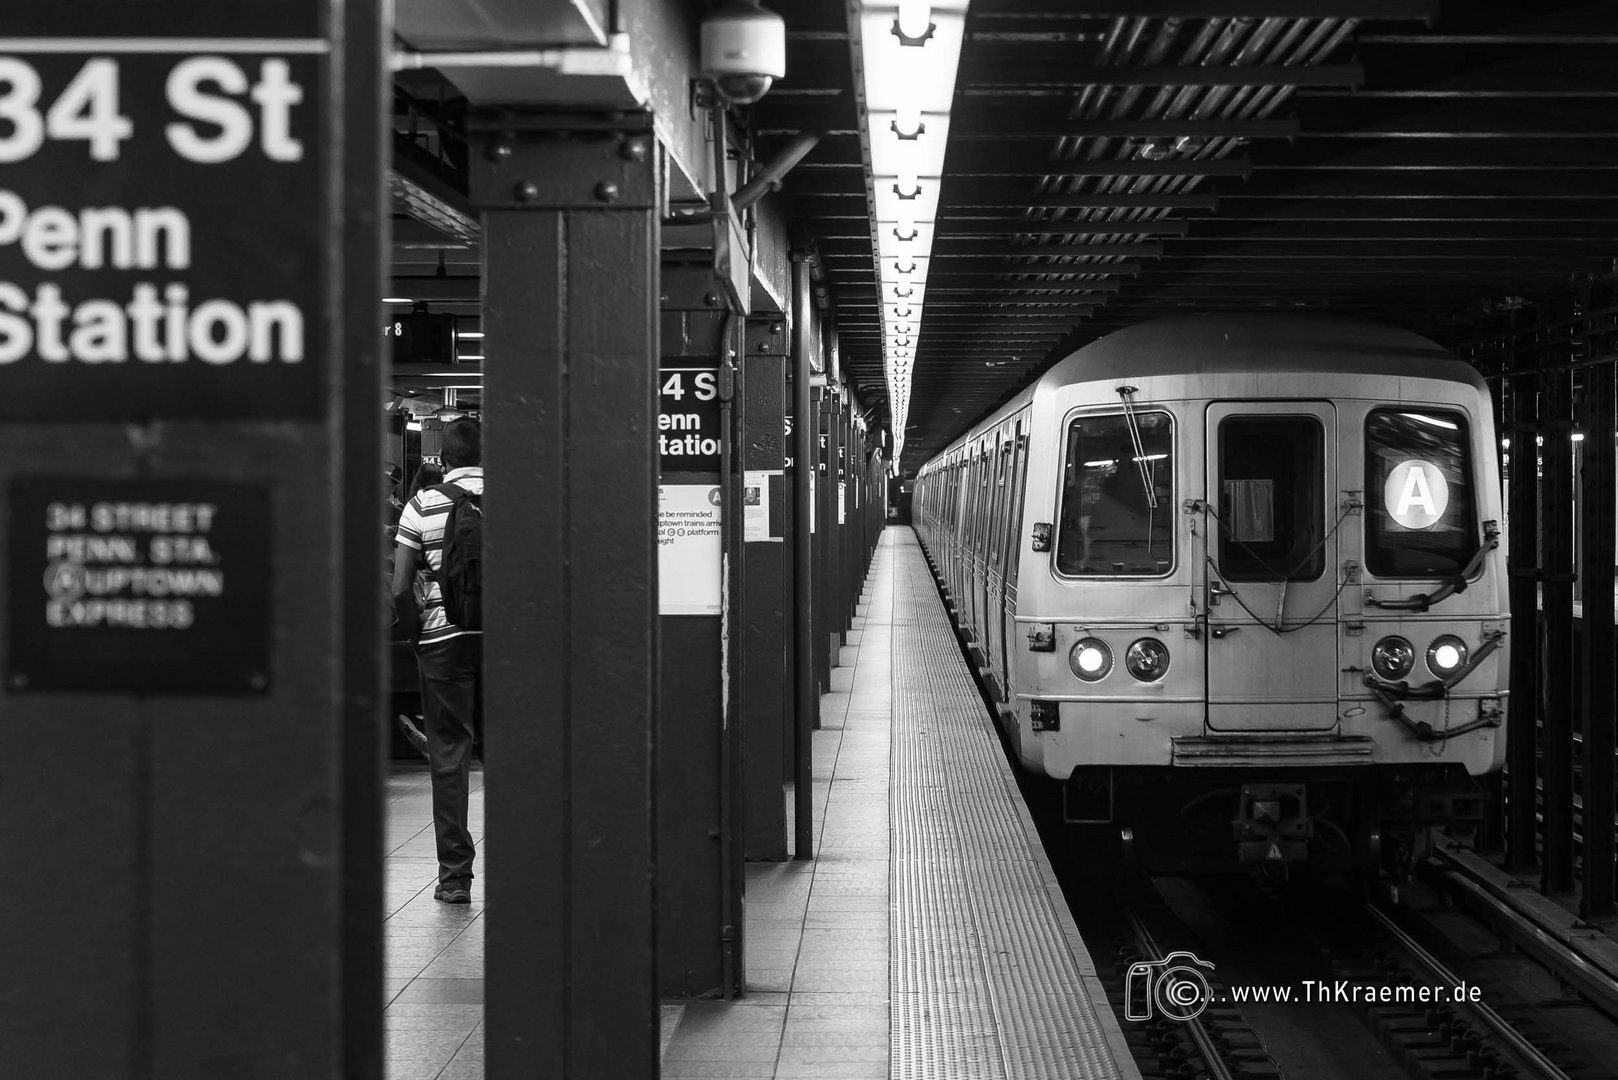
top-left (383, 297), bottom-right (413, 304)
top-left (855, 0), bottom-right (969, 462)
top-left (406, 420), bottom-right (423, 431)
top-left (457, 331), bottom-right (485, 339)
top-left (1573, 431), bottom-right (1586, 442)
top-left (458, 354), bottom-right (486, 361)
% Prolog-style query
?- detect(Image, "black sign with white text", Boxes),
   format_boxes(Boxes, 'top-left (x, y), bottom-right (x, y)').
top-left (659, 364), bottom-right (721, 473)
top-left (7, 477), bottom-right (271, 693)
top-left (0, 15), bottom-right (326, 419)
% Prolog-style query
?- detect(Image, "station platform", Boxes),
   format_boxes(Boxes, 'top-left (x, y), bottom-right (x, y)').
top-left (381, 529), bottom-right (1139, 1079)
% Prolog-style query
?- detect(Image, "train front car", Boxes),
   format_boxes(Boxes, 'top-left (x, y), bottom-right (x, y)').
top-left (925, 316), bottom-right (1509, 874)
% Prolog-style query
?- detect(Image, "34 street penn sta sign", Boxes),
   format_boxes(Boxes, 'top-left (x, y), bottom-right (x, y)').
top-left (0, 6), bottom-right (332, 420)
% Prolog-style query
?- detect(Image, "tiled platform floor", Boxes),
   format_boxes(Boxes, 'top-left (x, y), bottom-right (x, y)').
top-left (382, 763), bottom-right (487, 1080)
top-left (384, 528), bottom-right (1135, 1079)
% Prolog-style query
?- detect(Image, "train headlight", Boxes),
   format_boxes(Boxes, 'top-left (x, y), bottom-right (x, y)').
top-left (1371, 636), bottom-right (1415, 680)
top-left (1069, 637), bottom-right (1113, 682)
top-left (1426, 635), bottom-right (1468, 676)
top-left (1125, 638), bottom-right (1170, 682)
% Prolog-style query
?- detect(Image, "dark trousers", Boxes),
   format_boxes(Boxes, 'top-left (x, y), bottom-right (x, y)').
top-left (416, 634), bottom-right (483, 885)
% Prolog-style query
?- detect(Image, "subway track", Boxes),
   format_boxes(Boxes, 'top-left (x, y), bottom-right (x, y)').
top-left (1042, 823), bottom-right (1618, 1080)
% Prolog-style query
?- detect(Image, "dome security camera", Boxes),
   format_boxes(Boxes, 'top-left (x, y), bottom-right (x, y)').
top-left (700, 0), bottom-right (786, 105)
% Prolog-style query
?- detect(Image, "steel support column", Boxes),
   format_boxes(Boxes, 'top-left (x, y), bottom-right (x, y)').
top-left (742, 320), bottom-right (789, 860)
top-left (814, 386), bottom-right (833, 686)
top-left (791, 256), bottom-right (816, 858)
top-left (2, 6), bottom-right (385, 1076)
top-left (1580, 356), bottom-right (1616, 918)
top-left (656, 271), bottom-right (740, 997)
top-left (1542, 366), bottom-right (1576, 894)
top-left (471, 121), bottom-right (659, 1078)
top-left (1505, 367), bottom-right (1541, 871)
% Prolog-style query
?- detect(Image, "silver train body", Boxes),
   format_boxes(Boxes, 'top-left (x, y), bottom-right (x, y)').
top-left (914, 317), bottom-right (1508, 852)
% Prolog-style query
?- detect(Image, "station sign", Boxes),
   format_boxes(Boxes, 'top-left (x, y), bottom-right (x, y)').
top-left (0, 6), bottom-right (328, 420)
top-left (659, 364), bottom-right (721, 473)
top-left (7, 476), bottom-right (271, 693)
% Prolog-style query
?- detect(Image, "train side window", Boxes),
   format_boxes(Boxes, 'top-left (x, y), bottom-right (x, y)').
top-left (1364, 408), bottom-right (1478, 578)
top-left (1217, 416), bottom-right (1324, 582)
top-left (1056, 411), bottom-right (1175, 576)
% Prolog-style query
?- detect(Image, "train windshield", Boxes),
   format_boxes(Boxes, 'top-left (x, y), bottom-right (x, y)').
top-left (1364, 409), bottom-right (1477, 577)
top-left (1056, 411), bottom-right (1175, 576)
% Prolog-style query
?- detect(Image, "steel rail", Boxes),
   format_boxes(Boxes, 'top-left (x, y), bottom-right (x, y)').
top-left (1426, 844), bottom-right (1618, 1021)
top-left (1363, 904), bottom-right (1576, 1080)
top-left (1124, 908), bottom-right (1238, 1080)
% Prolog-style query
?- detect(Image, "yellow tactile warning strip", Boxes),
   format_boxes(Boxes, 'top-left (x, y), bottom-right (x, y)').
top-left (891, 530), bottom-right (1141, 1080)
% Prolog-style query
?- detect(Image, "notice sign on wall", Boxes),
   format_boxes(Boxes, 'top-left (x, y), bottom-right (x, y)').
top-left (0, 9), bottom-right (327, 420)
top-left (658, 484), bottom-right (721, 615)
top-left (7, 477), bottom-right (271, 693)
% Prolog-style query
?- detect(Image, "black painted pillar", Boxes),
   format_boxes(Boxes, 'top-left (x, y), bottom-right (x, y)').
top-left (1580, 353), bottom-right (1616, 918)
top-left (814, 386), bottom-right (833, 688)
top-left (1, 7), bottom-right (385, 1078)
top-left (654, 268), bottom-right (741, 997)
top-left (471, 119), bottom-right (659, 1078)
top-left (742, 319), bottom-right (789, 860)
top-left (1505, 366), bottom-right (1541, 871)
top-left (826, 388), bottom-right (846, 655)
top-left (1542, 365), bottom-right (1576, 894)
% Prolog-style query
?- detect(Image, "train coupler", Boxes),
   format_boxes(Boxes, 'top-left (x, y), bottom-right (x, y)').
top-left (1234, 783), bottom-right (1312, 863)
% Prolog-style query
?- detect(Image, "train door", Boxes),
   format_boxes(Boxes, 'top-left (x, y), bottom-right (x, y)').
top-left (1203, 402), bottom-right (1340, 731)
top-left (983, 432), bottom-right (1007, 678)
top-left (997, 424), bottom-right (1028, 700)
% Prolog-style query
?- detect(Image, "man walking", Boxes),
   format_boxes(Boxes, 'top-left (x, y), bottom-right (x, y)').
top-left (391, 419), bottom-right (484, 903)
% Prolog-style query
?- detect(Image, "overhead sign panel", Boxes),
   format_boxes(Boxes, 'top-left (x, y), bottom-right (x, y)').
top-left (0, 16), bottom-right (327, 419)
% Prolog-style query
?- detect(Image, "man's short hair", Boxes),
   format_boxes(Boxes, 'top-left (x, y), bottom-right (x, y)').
top-left (441, 418), bottom-right (482, 470)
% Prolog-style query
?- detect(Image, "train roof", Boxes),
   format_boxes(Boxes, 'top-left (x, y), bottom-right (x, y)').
top-left (920, 315), bottom-right (1489, 471)
top-left (1040, 315), bottom-right (1486, 392)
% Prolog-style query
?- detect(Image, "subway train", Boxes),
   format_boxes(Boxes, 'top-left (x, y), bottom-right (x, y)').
top-left (913, 316), bottom-right (1509, 869)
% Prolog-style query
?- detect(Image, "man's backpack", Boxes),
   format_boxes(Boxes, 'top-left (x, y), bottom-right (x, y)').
top-left (431, 483), bottom-right (483, 630)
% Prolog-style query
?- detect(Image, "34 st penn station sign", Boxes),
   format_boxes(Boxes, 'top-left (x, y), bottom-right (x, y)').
top-left (0, 7), bottom-right (327, 420)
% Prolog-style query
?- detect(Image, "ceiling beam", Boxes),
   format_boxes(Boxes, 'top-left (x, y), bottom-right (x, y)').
top-left (951, 117), bottom-right (1301, 141)
top-left (941, 220), bottom-right (1191, 236)
top-left (961, 63), bottom-right (1363, 90)
top-left (943, 149), bottom-right (1251, 177)
top-left (931, 241), bottom-right (1163, 258)
top-left (968, 0), bottom-right (1437, 16)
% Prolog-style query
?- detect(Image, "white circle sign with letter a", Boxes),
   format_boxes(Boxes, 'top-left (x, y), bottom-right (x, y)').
top-left (1385, 460), bottom-right (1449, 530)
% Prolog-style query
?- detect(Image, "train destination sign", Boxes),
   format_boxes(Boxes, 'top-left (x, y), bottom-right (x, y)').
top-left (7, 477), bottom-right (271, 693)
top-left (0, 15), bottom-right (328, 420)
top-left (1384, 459), bottom-right (1450, 530)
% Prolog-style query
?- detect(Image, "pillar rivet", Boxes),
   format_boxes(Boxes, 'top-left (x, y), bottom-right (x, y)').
top-left (514, 180), bottom-right (540, 203)
top-left (620, 137), bottom-right (649, 162)
top-left (486, 138), bottom-right (513, 162)
top-left (595, 181), bottom-right (620, 203)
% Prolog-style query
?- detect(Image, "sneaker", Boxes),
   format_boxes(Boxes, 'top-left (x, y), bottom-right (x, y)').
top-left (397, 714), bottom-right (429, 757)
top-left (434, 881), bottom-right (471, 904)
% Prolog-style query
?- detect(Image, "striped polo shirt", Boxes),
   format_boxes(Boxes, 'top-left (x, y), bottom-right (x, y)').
top-left (395, 466), bottom-right (484, 644)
